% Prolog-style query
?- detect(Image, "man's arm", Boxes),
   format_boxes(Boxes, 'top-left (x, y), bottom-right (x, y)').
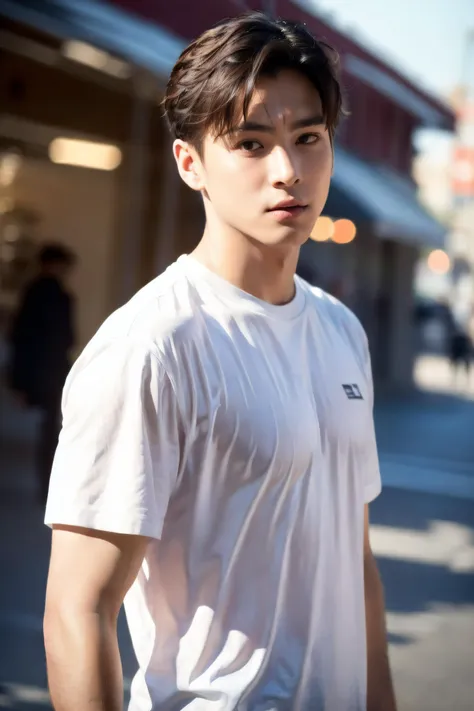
top-left (364, 504), bottom-right (397, 711)
top-left (44, 525), bottom-right (149, 711)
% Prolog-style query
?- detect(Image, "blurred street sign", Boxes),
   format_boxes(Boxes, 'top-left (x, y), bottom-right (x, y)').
top-left (452, 145), bottom-right (474, 198)
top-left (453, 98), bottom-right (474, 199)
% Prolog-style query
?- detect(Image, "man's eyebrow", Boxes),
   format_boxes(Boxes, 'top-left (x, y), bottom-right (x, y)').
top-left (230, 114), bottom-right (326, 134)
top-left (229, 121), bottom-right (274, 134)
top-left (292, 114), bottom-right (326, 130)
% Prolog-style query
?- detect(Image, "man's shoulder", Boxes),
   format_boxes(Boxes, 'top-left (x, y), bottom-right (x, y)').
top-left (95, 261), bottom-right (197, 345)
top-left (298, 278), bottom-right (367, 351)
top-left (64, 263), bottom-right (197, 392)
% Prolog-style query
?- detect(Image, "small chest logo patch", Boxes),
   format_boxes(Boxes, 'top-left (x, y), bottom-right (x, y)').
top-left (342, 384), bottom-right (364, 400)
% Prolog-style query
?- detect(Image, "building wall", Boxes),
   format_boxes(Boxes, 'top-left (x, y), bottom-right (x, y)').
top-left (0, 40), bottom-right (139, 349)
top-left (12, 158), bottom-right (118, 351)
top-left (339, 82), bottom-right (417, 173)
top-left (0, 49), bottom-right (132, 144)
top-left (387, 243), bottom-right (417, 388)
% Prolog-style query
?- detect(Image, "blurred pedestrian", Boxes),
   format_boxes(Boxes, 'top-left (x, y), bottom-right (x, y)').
top-left (443, 301), bottom-right (472, 386)
top-left (43, 13), bottom-right (396, 711)
top-left (7, 243), bottom-right (76, 504)
top-left (449, 326), bottom-right (472, 383)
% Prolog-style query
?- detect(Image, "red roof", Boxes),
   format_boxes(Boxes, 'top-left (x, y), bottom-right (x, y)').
top-left (107, 0), bottom-right (454, 129)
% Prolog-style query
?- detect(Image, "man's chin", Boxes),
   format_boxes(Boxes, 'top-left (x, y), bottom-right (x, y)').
top-left (262, 226), bottom-right (310, 248)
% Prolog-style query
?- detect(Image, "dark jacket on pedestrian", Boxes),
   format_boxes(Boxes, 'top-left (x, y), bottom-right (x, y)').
top-left (8, 275), bottom-right (75, 408)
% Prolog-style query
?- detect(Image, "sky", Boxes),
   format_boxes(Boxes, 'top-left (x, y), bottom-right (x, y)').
top-left (305, 0), bottom-right (474, 101)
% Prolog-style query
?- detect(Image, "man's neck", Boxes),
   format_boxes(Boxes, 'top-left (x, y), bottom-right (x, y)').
top-left (191, 229), bottom-right (299, 306)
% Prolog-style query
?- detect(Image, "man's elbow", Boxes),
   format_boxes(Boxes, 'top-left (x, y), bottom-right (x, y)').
top-left (44, 598), bottom-right (80, 653)
top-left (44, 599), bottom-right (75, 671)
top-left (43, 596), bottom-right (117, 663)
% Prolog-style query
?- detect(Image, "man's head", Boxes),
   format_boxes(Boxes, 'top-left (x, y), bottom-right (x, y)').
top-left (38, 243), bottom-right (76, 281)
top-left (164, 12), bottom-right (343, 249)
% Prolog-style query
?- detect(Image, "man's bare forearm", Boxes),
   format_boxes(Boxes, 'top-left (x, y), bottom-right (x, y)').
top-left (44, 609), bottom-right (123, 711)
top-left (364, 552), bottom-right (397, 711)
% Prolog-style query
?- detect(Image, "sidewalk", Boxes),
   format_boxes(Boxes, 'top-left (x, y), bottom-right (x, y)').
top-left (414, 353), bottom-right (474, 399)
top-left (374, 354), bottom-right (474, 473)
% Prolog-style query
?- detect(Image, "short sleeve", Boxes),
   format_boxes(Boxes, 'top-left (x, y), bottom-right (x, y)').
top-left (362, 334), bottom-right (382, 503)
top-left (45, 338), bottom-right (180, 540)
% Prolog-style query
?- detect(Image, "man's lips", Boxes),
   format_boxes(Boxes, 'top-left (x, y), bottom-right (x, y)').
top-left (267, 200), bottom-right (307, 211)
top-left (266, 202), bottom-right (309, 220)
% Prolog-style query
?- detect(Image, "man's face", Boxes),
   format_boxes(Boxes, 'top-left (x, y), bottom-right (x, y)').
top-left (195, 70), bottom-right (333, 248)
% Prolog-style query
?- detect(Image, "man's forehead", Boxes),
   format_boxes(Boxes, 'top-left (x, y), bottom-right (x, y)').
top-left (242, 76), bottom-right (323, 124)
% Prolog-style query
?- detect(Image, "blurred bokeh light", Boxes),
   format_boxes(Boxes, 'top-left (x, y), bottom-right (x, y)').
top-left (332, 219), bottom-right (357, 244)
top-left (310, 215), bottom-right (334, 241)
top-left (48, 138), bottom-right (122, 171)
top-left (427, 248), bottom-right (451, 275)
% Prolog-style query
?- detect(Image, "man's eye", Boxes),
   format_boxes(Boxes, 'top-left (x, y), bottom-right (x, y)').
top-left (298, 133), bottom-right (320, 145)
top-left (237, 140), bottom-right (262, 153)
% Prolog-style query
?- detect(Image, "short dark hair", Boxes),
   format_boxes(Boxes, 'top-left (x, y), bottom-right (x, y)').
top-left (39, 243), bottom-right (76, 268)
top-left (163, 12), bottom-right (344, 149)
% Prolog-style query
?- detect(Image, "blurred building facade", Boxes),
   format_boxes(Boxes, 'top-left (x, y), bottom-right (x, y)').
top-left (449, 33), bottom-right (474, 326)
top-left (413, 32), bottom-right (474, 329)
top-left (0, 0), bottom-right (455, 387)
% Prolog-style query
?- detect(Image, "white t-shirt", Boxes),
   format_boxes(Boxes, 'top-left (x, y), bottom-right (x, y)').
top-left (45, 255), bottom-right (381, 711)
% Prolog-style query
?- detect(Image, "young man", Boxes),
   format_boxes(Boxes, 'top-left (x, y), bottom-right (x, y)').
top-left (44, 12), bottom-right (396, 711)
top-left (8, 243), bottom-right (76, 504)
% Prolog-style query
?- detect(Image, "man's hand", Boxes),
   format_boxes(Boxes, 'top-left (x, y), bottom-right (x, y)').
top-left (44, 525), bottom-right (149, 711)
top-left (364, 505), bottom-right (397, 711)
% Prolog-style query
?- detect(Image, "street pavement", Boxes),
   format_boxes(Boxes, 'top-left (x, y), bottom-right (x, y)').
top-left (1, 355), bottom-right (474, 710)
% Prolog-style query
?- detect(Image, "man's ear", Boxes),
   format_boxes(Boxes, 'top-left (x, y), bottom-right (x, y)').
top-left (173, 140), bottom-right (205, 191)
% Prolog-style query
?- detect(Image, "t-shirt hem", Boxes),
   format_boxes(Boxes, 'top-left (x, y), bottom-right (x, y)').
top-left (44, 509), bottom-right (164, 540)
top-left (364, 478), bottom-right (382, 503)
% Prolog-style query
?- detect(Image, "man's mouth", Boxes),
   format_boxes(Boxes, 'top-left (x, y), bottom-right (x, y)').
top-left (268, 199), bottom-right (307, 211)
top-left (267, 201), bottom-right (309, 220)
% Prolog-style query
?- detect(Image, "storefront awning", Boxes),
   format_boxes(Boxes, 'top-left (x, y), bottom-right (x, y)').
top-left (326, 147), bottom-right (446, 248)
top-left (0, 0), bottom-right (185, 76)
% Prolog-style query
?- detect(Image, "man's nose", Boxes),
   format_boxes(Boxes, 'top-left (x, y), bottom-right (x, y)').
top-left (269, 146), bottom-right (300, 188)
